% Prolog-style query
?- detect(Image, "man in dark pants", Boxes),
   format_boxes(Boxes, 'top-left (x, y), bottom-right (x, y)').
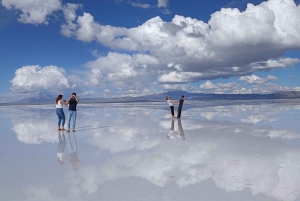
top-left (177, 95), bottom-right (184, 118)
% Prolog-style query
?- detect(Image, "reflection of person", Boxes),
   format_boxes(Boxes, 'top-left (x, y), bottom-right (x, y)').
top-left (177, 118), bottom-right (185, 140)
top-left (57, 130), bottom-right (66, 165)
top-left (166, 96), bottom-right (176, 118)
top-left (66, 93), bottom-right (79, 132)
top-left (66, 133), bottom-right (80, 170)
top-left (177, 95), bottom-right (184, 118)
top-left (55, 94), bottom-right (68, 130)
top-left (167, 119), bottom-right (175, 139)
top-left (167, 119), bottom-right (185, 140)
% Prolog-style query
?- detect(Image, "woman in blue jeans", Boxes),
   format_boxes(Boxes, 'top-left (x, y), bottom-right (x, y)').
top-left (55, 95), bottom-right (68, 130)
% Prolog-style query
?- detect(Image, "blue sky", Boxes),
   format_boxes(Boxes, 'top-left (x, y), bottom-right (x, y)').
top-left (0, 0), bottom-right (299, 101)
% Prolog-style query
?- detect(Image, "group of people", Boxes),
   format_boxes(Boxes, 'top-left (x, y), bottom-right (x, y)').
top-left (166, 95), bottom-right (185, 118)
top-left (55, 93), bottom-right (79, 132)
top-left (55, 93), bottom-right (183, 132)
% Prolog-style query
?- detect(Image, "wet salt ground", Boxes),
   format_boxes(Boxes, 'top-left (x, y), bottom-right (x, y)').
top-left (1, 100), bottom-right (300, 201)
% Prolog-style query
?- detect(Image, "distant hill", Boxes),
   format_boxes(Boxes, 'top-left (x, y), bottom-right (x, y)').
top-left (1, 90), bottom-right (299, 105)
top-left (86, 90), bottom-right (300, 103)
top-left (274, 91), bottom-right (300, 98)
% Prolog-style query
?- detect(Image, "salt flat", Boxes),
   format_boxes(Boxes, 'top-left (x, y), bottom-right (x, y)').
top-left (1, 100), bottom-right (300, 201)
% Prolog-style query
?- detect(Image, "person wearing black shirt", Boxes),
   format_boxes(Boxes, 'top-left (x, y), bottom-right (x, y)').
top-left (66, 93), bottom-right (79, 132)
top-left (177, 95), bottom-right (184, 118)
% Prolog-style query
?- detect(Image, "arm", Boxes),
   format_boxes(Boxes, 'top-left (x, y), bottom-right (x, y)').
top-left (63, 98), bottom-right (71, 106)
top-left (61, 100), bottom-right (68, 106)
top-left (72, 95), bottom-right (79, 103)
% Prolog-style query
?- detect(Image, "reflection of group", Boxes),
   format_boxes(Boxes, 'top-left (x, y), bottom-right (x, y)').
top-left (57, 130), bottom-right (80, 169)
top-left (167, 118), bottom-right (185, 140)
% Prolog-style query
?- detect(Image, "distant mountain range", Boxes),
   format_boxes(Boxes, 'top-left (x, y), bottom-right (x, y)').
top-left (84, 90), bottom-right (300, 103)
top-left (1, 91), bottom-right (300, 105)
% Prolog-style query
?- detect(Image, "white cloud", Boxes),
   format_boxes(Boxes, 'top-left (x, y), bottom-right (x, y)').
top-left (157, 0), bottom-right (168, 8)
top-left (85, 52), bottom-right (159, 90)
top-left (239, 75), bottom-right (278, 84)
top-left (200, 81), bottom-right (216, 89)
top-left (158, 71), bottom-right (204, 83)
top-left (1, 0), bottom-right (62, 24)
top-left (4, 0), bottom-right (300, 94)
top-left (199, 81), bottom-right (238, 94)
top-left (292, 87), bottom-right (300, 91)
top-left (129, 2), bottom-right (151, 8)
top-left (62, 3), bottom-right (81, 22)
top-left (241, 114), bottom-right (279, 124)
top-left (11, 105), bottom-right (300, 201)
top-left (10, 65), bottom-right (75, 94)
top-left (61, 0), bottom-right (300, 86)
top-left (12, 118), bottom-right (58, 144)
top-left (161, 84), bottom-right (199, 92)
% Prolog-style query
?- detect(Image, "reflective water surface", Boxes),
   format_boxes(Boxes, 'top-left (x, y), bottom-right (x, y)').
top-left (1, 100), bottom-right (300, 201)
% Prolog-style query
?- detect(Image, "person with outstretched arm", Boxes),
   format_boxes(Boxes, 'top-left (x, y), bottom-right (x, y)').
top-left (166, 96), bottom-right (176, 118)
top-left (66, 93), bottom-right (79, 132)
top-left (177, 95), bottom-right (184, 118)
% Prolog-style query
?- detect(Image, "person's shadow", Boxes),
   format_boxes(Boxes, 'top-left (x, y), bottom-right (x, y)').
top-left (167, 119), bottom-right (185, 140)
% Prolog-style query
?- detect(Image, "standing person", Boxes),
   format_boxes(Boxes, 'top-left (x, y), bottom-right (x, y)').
top-left (166, 96), bottom-right (175, 118)
top-left (55, 94), bottom-right (68, 130)
top-left (177, 95), bottom-right (184, 118)
top-left (66, 93), bottom-right (79, 132)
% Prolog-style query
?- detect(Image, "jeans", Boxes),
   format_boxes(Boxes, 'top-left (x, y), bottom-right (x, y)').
top-left (68, 110), bottom-right (77, 129)
top-left (56, 108), bottom-right (65, 127)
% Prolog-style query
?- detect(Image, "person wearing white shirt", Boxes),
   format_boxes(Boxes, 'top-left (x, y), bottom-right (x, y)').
top-left (166, 96), bottom-right (175, 118)
top-left (55, 94), bottom-right (68, 130)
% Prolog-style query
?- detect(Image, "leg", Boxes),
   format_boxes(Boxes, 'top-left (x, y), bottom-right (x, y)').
top-left (177, 106), bottom-right (182, 118)
top-left (67, 111), bottom-right (72, 132)
top-left (72, 111), bottom-right (77, 132)
top-left (61, 110), bottom-right (65, 129)
top-left (56, 109), bottom-right (61, 130)
top-left (170, 106), bottom-right (174, 117)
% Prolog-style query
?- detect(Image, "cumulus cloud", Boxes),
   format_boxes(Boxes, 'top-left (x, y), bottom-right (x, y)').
top-left (85, 52), bottom-right (159, 90)
top-left (62, 3), bottom-right (81, 21)
top-left (59, 0), bottom-right (300, 88)
top-left (129, 2), bottom-right (151, 8)
top-left (239, 75), bottom-right (278, 84)
top-left (157, 0), bottom-right (168, 8)
top-left (1, 0), bottom-right (62, 24)
top-left (11, 104), bottom-right (300, 201)
top-left (199, 81), bottom-right (238, 94)
top-left (4, 0), bottom-right (300, 94)
top-left (67, 119), bottom-right (300, 201)
top-left (1, 0), bottom-right (82, 27)
top-left (10, 65), bottom-right (75, 94)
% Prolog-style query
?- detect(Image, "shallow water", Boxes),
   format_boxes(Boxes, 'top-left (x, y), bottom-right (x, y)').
top-left (1, 100), bottom-right (300, 201)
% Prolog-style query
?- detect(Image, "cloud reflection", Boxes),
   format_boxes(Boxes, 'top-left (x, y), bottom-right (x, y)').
top-left (7, 102), bottom-right (300, 201)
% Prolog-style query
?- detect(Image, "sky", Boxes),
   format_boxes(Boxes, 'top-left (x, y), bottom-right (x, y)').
top-left (0, 0), bottom-right (300, 101)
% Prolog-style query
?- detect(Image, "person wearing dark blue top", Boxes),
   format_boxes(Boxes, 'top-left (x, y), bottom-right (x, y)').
top-left (177, 95), bottom-right (184, 118)
top-left (66, 93), bottom-right (79, 132)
